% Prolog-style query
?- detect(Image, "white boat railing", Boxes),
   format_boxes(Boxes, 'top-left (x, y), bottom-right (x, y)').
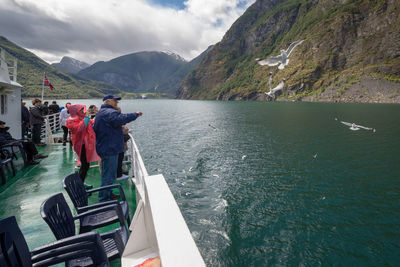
top-left (0, 48), bottom-right (17, 83)
top-left (123, 134), bottom-right (205, 267)
top-left (0, 47), bottom-right (21, 91)
top-left (40, 113), bottom-right (61, 144)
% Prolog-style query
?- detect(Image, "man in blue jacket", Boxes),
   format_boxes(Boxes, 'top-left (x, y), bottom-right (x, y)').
top-left (93, 95), bottom-right (142, 202)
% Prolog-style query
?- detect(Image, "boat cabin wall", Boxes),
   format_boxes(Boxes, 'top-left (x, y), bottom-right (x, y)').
top-left (0, 88), bottom-right (21, 139)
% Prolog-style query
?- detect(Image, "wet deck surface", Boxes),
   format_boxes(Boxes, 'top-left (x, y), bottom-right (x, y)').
top-left (0, 144), bottom-right (136, 266)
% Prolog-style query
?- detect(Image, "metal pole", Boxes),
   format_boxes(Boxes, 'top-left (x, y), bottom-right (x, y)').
top-left (41, 72), bottom-right (45, 102)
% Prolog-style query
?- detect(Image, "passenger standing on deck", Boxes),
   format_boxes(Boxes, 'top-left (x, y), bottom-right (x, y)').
top-left (30, 98), bottom-right (45, 146)
top-left (94, 95), bottom-right (142, 202)
top-left (66, 104), bottom-right (100, 189)
top-left (41, 101), bottom-right (49, 115)
top-left (59, 102), bottom-right (71, 146)
top-left (88, 105), bottom-right (98, 119)
top-left (21, 100), bottom-right (30, 140)
top-left (48, 101), bottom-right (60, 114)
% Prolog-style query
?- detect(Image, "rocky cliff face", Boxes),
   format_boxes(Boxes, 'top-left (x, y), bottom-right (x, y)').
top-left (177, 0), bottom-right (400, 103)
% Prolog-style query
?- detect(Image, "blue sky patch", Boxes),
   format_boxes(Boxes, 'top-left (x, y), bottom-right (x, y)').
top-left (147, 0), bottom-right (186, 10)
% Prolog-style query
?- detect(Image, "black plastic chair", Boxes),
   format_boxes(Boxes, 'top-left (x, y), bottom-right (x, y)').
top-left (0, 148), bottom-right (16, 185)
top-left (0, 216), bottom-right (109, 267)
top-left (40, 193), bottom-right (129, 261)
top-left (1, 140), bottom-right (28, 166)
top-left (63, 172), bottom-right (131, 225)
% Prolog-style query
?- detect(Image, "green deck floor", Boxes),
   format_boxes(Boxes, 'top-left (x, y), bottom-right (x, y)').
top-left (0, 144), bottom-right (136, 266)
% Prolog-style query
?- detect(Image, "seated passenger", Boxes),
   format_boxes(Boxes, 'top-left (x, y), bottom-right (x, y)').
top-left (0, 121), bottom-right (48, 165)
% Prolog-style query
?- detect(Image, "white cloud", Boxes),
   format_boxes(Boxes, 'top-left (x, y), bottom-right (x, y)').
top-left (0, 0), bottom-right (255, 64)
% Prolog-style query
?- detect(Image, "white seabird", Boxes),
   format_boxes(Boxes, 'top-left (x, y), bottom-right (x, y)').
top-left (265, 79), bottom-right (285, 99)
top-left (257, 40), bottom-right (304, 69)
top-left (340, 121), bottom-right (375, 132)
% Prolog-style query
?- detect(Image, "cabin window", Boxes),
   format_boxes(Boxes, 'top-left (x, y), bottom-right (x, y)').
top-left (0, 94), bottom-right (7, 114)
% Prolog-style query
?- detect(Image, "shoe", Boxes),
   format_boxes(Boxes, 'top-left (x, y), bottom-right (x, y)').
top-left (27, 160), bottom-right (40, 165)
top-left (122, 170), bottom-right (129, 175)
top-left (110, 194), bottom-right (120, 200)
top-left (84, 184), bottom-right (93, 190)
top-left (116, 174), bottom-right (129, 181)
top-left (34, 154), bottom-right (48, 159)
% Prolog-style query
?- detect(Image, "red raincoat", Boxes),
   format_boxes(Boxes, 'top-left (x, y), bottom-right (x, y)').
top-left (66, 104), bottom-right (100, 163)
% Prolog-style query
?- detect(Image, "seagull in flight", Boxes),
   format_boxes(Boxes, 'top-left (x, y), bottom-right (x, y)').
top-left (208, 124), bottom-right (217, 130)
top-left (340, 121), bottom-right (376, 132)
top-left (266, 79), bottom-right (285, 99)
top-left (257, 40), bottom-right (304, 69)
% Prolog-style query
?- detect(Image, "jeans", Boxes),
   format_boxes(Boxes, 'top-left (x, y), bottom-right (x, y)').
top-left (79, 144), bottom-right (90, 182)
top-left (98, 154), bottom-right (118, 202)
top-left (32, 124), bottom-right (42, 144)
top-left (117, 152), bottom-right (124, 178)
top-left (62, 126), bottom-right (69, 143)
top-left (22, 141), bottom-right (38, 161)
top-left (21, 123), bottom-right (28, 140)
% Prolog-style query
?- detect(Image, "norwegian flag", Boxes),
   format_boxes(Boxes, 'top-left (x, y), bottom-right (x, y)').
top-left (44, 75), bottom-right (54, 91)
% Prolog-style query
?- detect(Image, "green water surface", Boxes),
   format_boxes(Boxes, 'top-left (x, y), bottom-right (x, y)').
top-left (3, 99), bottom-right (400, 266)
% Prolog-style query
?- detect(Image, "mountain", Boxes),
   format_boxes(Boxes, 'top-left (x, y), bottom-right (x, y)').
top-left (157, 46), bottom-right (214, 95)
top-left (0, 36), bottom-right (120, 98)
top-left (52, 56), bottom-right (90, 74)
top-left (78, 49), bottom-right (211, 96)
top-left (177, 0), bottom-right (400, 103)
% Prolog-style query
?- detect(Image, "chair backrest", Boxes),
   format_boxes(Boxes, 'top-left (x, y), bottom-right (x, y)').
top-left (0, 216), bottom-right (32, 266)
top-left (0, 148), bottom-right (12, 162)
top-left (32, 232), bottom-right (110, 267)
top-left (40, 193), bottom-right (76, 239)
top-left (63, 172), bottom-right (88, 209)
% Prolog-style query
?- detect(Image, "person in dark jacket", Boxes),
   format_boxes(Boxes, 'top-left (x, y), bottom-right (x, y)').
top-left (0, 121), bottom-right (47, 165)
top-left (30, 98), bottom-right (45, 145)
top-left (93, 94), bottom-right (142, 202)
top-left (21, 100), bottom-right (30, 139)
top-left (48, 101), bottom-right (60, 114)
top-left (41, 101), bottom-right (49, 115)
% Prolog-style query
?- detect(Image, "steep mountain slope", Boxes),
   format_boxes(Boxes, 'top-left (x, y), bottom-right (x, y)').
top-left (177, 0), bottom-right (400, 103)
top-left (52, 56), bottom-right (90, 74)
top-left (78, 51), bottom-right (187, 95)
top-left (158, 45), bottom-right (214, 94)
top-left (0, 36), bottom-right (120, 98)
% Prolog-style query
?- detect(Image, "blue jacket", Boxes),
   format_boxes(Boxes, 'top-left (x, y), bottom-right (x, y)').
top-left (93, 104), bottom-right (139, 157)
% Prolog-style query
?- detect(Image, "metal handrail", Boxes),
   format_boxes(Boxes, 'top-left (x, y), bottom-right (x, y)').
top-left (40, 113), bottom-right (61, 144)
top-left (126, 133), bottom-right (148, 201)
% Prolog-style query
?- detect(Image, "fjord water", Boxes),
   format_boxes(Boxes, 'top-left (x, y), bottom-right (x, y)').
top-left (77, 100), bottom-right (400, 265)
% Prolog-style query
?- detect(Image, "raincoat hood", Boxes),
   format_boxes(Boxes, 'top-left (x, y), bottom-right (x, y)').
top-left (68, 104), bottom-right (86, 119)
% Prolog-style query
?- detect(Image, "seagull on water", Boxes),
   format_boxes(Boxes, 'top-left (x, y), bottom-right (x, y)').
top-left (257, 40), bottom-right (304, 69)
top-left (340, 121), bottom-right (375, 132)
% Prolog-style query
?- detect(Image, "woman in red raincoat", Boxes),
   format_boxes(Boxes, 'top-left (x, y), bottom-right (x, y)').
top-left (66, 104), bottom-right (100, 188)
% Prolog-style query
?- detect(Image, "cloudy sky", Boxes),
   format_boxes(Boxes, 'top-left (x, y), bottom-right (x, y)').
top-left (0, 0), bottom-right (255, 64)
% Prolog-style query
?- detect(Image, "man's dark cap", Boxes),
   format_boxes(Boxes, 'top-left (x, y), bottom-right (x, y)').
top-left (103, 94), bottom-right (121, 101)
top-left (0, 121), bottom-right (5, 125)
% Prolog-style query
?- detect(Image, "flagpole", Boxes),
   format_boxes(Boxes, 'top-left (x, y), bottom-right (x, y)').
top-left (41, 72), bottom-right (45, 102)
